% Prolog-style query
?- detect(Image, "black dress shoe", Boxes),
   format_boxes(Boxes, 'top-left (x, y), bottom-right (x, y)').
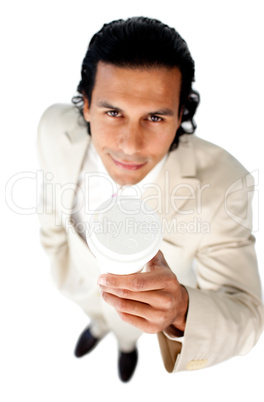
top-left (74, 327), bottom-right (100, 358)
top-left (118, 348), bottom-right (138, 382)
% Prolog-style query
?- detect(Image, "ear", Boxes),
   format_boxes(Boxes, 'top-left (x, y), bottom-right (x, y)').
top-left (177, 106), bottom-right (184, 130)
top-left (83, 97), bottom-right (90, 121)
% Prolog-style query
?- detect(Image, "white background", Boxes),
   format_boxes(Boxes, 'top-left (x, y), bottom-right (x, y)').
top-left (1, 1), bottom-right (264, 401)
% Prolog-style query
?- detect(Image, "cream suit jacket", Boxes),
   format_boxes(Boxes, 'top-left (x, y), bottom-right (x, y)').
top-left (37, 103), bottom-right (264, 373)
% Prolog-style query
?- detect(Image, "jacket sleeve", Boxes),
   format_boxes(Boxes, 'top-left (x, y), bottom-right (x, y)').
top-left (158, 173), bottom-right (264, 372)
top-left (37, 105), bottom-right (69, 288)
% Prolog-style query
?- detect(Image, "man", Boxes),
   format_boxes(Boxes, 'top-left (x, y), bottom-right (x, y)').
top-left (37, 17), bottom-right (264, 382)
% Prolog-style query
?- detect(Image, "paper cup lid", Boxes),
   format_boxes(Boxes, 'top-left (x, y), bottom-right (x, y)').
top-left (86, 197), bottom-right (163, 273)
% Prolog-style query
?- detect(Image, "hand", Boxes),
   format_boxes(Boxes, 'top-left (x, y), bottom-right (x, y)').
top-left (97, 250), bottom-right (189, 334)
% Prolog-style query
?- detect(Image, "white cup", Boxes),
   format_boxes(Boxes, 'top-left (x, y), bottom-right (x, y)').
top-left (86, 197), bottom-right (163, 275)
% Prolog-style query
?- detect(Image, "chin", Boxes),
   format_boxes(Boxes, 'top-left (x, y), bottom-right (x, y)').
top-left (111, 172), bottom-right (144, 186)
top-left (114, 176), bottom-right (140, 186)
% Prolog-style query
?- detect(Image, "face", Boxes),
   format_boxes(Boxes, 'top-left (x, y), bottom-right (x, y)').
top-left (83, 62), bottom-right (182, 186)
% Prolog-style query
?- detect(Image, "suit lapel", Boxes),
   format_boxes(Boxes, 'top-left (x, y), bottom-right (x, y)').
top-left (59, 122), bottom-right (91, 214)
top-left (142, 135), bottom-right (200, 220)
top-left (58, 123), bottom-right (200, 222)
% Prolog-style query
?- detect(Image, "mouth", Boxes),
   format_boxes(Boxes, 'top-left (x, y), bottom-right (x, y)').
top-left (109, 155), bottom-right (147, 171)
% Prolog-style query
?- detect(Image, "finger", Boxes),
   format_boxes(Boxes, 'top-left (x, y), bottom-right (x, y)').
top-left (117, 312), bottom-right (160, 334)
top-left (99, 285), bottom-right (168, 306)
top-left (97, 256), bottom-right (177, 292)
top-left (101, 291), bottom-right (167, 333)
top-left (101, 291), bottom-right (152, 319)
top-left (146, 250), bottom-right (169, 271)
top-left (98, 271), bottom-right (164, 292)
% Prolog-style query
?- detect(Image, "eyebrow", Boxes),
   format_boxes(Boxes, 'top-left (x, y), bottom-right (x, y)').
top-left (97, 101), bottom-right (122, 111)
top-left (149, 108), bottom-right (174, 116)
top-left (97, 100), bottom-right (175, 116)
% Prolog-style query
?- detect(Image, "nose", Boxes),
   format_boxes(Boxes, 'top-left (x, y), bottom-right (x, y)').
top-left (118, 122), bottom-right (143, 155)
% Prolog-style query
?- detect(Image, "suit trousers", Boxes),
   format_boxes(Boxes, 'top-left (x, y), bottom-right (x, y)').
top-left (58, 220), bottom-right (142, 352)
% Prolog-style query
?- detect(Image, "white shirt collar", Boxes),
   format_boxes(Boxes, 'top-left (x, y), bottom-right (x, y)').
top-left (90, 139), bottom-right (167, 198)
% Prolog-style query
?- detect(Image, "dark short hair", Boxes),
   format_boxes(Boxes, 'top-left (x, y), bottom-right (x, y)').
top-left (72, 17), bottom-right (200, 150)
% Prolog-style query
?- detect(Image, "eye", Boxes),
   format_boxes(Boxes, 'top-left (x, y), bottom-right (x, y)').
top-left (106, 110), bottom-right (122, 118)
top-left (148, 115), bottom-right (163, 123)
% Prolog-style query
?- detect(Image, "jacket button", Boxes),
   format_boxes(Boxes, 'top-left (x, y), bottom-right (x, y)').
top-left (186, 359), bottom-right (208, 370)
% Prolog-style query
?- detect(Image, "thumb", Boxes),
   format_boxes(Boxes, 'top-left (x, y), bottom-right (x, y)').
top-left (146, 250), bottom-right (169, 272)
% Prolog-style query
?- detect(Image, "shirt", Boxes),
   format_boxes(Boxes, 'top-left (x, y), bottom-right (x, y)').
top-left (71, 139), bottom-right (167, 241)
